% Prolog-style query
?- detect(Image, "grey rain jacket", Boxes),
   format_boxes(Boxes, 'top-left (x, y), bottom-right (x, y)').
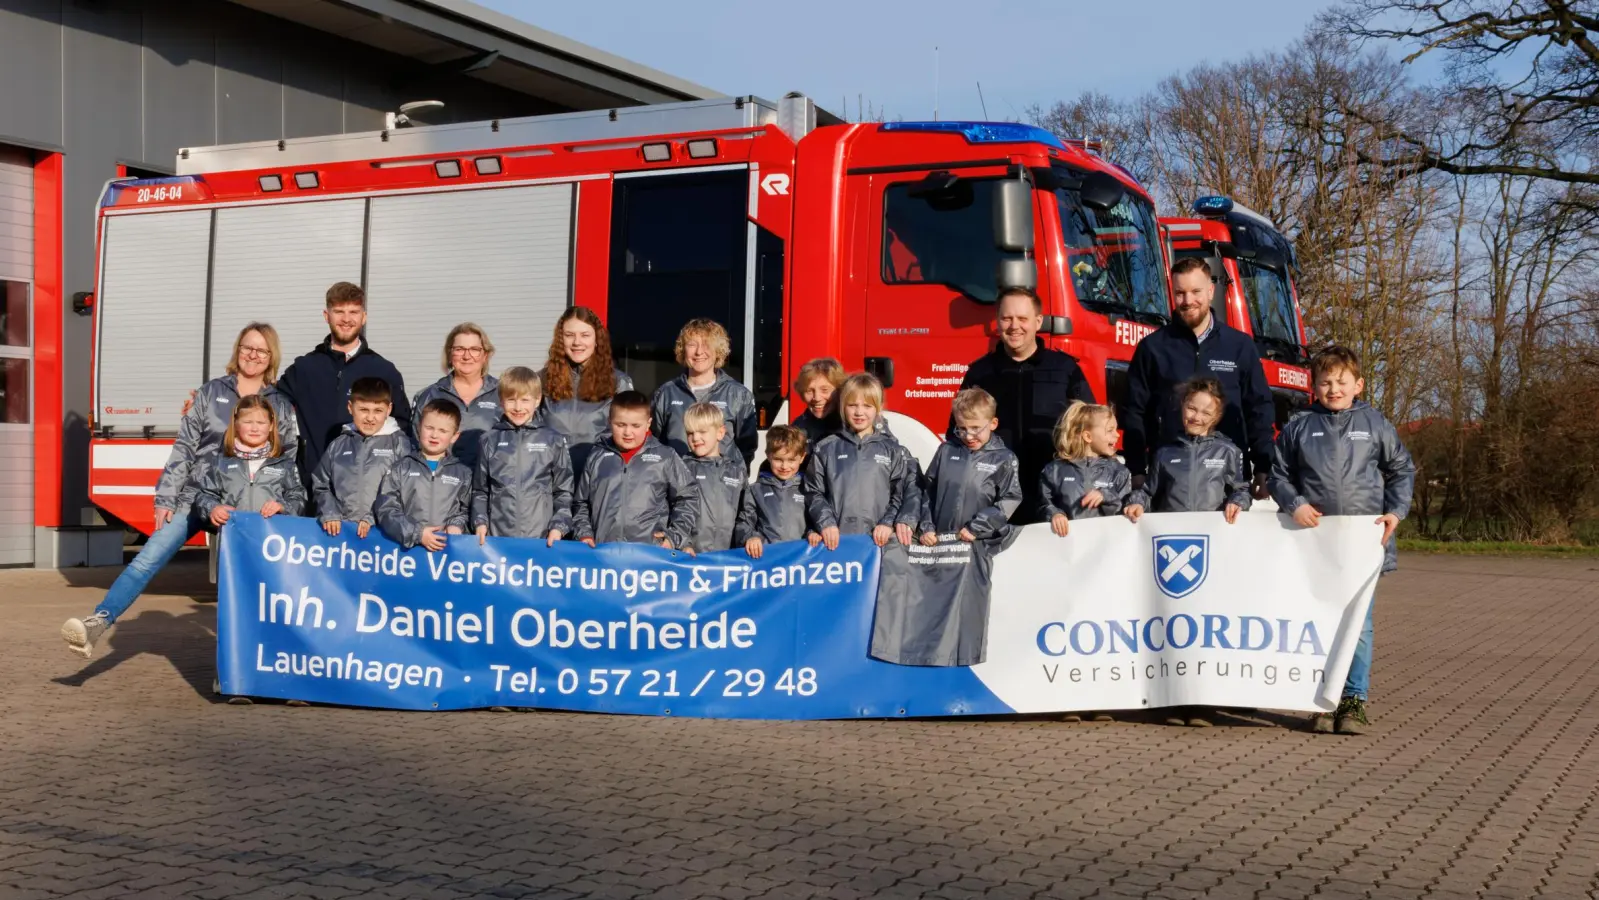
top-left (1037, 456), bottom-right (1134, 521)
top-left (373, 450), bottom-right (473, 549)
top-left (193, 454), bottom-right (306, 519)
top-left (732, 467), bottom-right (808, 545)
top-left (803, 429), bottom-right (912, 534)
top-left (1129, 433), bottom-right (1252, 514)
top-left (539, 361), bottom-right (633, 473)
top-left (1270, 400), bottom-right (1417, 572)
top-left (916, 436), bottom-right (1023, 541)
top-left (684, 454), bottom-right (749, 552)
top-left (410, 373), bottom-right (501, 471)
top-left (154, 376), bottom-right (299, 513)
top-left (651, 370), bottom-right (759, 469)
top-left (311, 418), bottom-right (412, 525)
top-left (470, 417), bottom-right (574, 538)
top-left (571, 435), bottom-right (699, 548)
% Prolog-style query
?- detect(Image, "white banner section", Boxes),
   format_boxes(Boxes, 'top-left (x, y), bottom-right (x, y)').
top-left (974, 514), bottom-right (1383, 713)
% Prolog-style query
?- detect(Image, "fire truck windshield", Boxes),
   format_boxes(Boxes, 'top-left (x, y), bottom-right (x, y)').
top-left (1237, 257), bottom-right (1300, 349)
top-left (1055, 186), bottom-right (1168, 323)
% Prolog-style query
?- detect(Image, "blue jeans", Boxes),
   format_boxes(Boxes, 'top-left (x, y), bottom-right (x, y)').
top-left (1342, 593), bottom-right (1375, 701)
top-left (95, 508), bottom-right (210, 623)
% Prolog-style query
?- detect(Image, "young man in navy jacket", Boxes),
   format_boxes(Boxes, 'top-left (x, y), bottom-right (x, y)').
top-left (1123, 258), bottom-right (1275, 494)
top-left (277, 281), bottom-right (410, 490)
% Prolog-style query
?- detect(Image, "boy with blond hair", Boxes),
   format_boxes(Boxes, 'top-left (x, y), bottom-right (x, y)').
top-left (680, 402), bottom-right (750, 553)
top-left (1271, 345), bottom-right (1415, 736)
top-left (471, 366), bottom-right (573, 546)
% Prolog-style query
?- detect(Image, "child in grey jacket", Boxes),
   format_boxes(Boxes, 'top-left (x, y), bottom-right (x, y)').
top-left (803, 374), bottom-right (915, 550)
top-left (735, 425), bottom-right (809, 558)
top-left (471, 367), bottom-right (573, 545)
top-left (680, 402), bottom-right (749, 554)
top-left (313, 376), bottom-right (412, 538)
top-left (1271, 345), bottom-right (1415, 737)
top-left (375, 400), bottom-right (473, 551)
top-left (916, 388), bottom-right (1023, 545)
top-left (1124, 376), bottom-right (1251, 524)
top-left (193, 395), bottom-right (307, 525)
top-left (1038, 401), bottom-right (1133, 536)
top-left (573, 391), bottom-right (699, 549)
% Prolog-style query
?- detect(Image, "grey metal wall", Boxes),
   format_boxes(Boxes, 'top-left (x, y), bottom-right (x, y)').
top-left (0, 0), bottom-right (558, 526)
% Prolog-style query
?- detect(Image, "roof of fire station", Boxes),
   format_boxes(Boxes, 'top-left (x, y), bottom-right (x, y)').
top-left (227, 0), bottom-right (721, 109)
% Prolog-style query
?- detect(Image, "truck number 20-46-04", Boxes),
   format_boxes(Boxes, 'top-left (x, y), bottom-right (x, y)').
top-left (133, 185), bottom-right (184, 203)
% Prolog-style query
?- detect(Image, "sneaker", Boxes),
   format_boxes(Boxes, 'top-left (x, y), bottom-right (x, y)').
top-left (1186, 711), bottom-right (1213, 728)
top-left (1091, 713), bottom-right (1115, 723)
top-left (1060, 712), bottom-right (1083, 723)
top-left (489, 706), bottom-right (513, 713)
top-left (1307, 712), bottom-right (1334, 734)
top-left (1164, 708), bottom-right (1190, 727)
top-left (62, 614), bottom-right (110, 659)
top-left (1334, 697), bottom-right (1370, 735)
top-left (285, 699), bottom-right (311, 708)
top-left (227, 696), bottom-right (254, 706)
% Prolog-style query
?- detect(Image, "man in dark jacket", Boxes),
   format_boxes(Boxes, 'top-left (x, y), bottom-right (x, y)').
top-left (277, 281), bottom-right (411, 484)
top-left (1123, 258), bottom-right (1275, 494)
top-left (956, 287), bottom-right (1095, 524)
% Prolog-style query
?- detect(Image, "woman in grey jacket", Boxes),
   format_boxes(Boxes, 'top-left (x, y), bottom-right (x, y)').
top-left (539, 307), bottom-right (633, 473)
top-left (410, 322), bottom-right (500, 471)
top-left (62, 323), bottom-right (298, 659)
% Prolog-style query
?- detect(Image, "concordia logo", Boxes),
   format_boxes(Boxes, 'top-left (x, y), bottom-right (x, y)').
top-left (1153, 535), bottom-right (1208, 599)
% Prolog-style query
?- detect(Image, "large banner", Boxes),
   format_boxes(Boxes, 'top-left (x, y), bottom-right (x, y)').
top-left (217, 512), bottom-right (1383, 718)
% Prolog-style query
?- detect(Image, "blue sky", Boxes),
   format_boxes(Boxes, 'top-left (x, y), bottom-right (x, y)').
top-left (480, 1), bottom-right (1334, 121)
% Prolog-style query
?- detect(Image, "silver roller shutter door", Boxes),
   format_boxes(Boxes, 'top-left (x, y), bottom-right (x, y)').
top-left (209, 200), bottom-right (366, 378)
top-left (95, 210), bottom-right (212, 433)
top-left (0, 148), bottom-right (31, 565)
top-left (365, 184), bottom-right (575, 400)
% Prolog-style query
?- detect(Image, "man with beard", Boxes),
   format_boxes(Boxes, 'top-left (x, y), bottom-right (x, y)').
top-left (955, 287), bottom-right (1095, 524)
top-left (1123, 257), bottom-right (1274, 496)
top-left (278, 281), bottom-right (410, 489)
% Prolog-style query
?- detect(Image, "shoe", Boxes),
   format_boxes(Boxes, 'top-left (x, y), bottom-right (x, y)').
top-left (62, 614), bottom-right (110, 659)
top-left (1186, 711), bottom-right (1213, 728)
top-left (1091, 713), bottom-right (1115, 723)
top-left (227, 696), bottom-right (254, 706)
top-left (1308, 712), bottom-right (1334, 734)
top-left (1060, 712), bottom-right (1083, 723)
top-left (489, 706), bottom-right (513, 713)
top-left (1164, 707), bottom-right (1190, 727)
top-left (1334, 697), bottom-right (1370, 735)
top-left (285, 699), bottom-right (311, 708)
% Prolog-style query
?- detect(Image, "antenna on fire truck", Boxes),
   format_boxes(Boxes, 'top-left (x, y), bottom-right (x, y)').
top-left (385, 100), bottom-right (445, 130)
top-left (933, 46), bottom-right (940, 122)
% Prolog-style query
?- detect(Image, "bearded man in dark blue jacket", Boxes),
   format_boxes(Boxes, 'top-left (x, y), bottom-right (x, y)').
top-left (277, 281), bottom-right (411, 488)
top-left (1124, 257), bottom-right (1275, 496)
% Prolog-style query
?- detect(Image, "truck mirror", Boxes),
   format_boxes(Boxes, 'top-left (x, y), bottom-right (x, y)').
top-left (993, 179), bottom-right (1033, 252)
top-left (1254, 245), bottom-right (1287, 271)
top-left (995, 258), bottom-right (1037, 292)
top-left (1079, 171), bottom-right (1126, 212)
top-left (1231, 223), bottom-right (1259, 259)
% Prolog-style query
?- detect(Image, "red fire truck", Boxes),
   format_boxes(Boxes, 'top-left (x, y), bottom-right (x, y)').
top-left (1161, 196), bottom-right (1311, 427)
top-left (84, 94), bottom-right (1173, 534)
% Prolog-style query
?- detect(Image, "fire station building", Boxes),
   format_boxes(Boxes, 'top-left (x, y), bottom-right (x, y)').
top-left (0, 0), bottom-right (712, 566)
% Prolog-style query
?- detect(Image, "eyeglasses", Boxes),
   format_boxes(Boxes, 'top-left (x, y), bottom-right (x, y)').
top-left (450, 346), bottom-right (486, 358)
top-left (953, 425), bottom-right (991, 437)
top-left (238, 346), bottom-right (271, 359)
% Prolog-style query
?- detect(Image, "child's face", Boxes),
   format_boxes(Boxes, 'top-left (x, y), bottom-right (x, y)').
top-left (235, 409), bottom-right (272, 448)
top-left (1181, 393), bottom-right (1222, 436)
top-left (1315, 367), bottom-right (1364, 411)
top-left (418, 411), bottom-right (460, 458)
top-left (843, 394), bottom-right (879, 435)
top-left (502, 391), bottom-right (538, 425)
top-left (686, 422), bottom-right (726, 458)
top-left (349, 398), bottom-right (392, 436)
top-left (1087, 414), bottom-right (1120, 458)
top-left (561, 319), bottom-right (597, 365)
top-left (953, 414), bottom-right (997, 451)
top-left (610, 408), bottom-right (651, 451)
top-left (802, 377), bottom-right (835, 419)
top-left (682, 336), bottom-right (717, 377)
top-left (768, 449), bottom-right (804, 480)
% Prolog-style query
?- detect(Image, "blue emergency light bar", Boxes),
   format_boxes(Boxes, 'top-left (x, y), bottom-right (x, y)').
top-left (1193, 195), bottom-right (1235, 216)
top-left (880, 121), bottom-right (1068, 151)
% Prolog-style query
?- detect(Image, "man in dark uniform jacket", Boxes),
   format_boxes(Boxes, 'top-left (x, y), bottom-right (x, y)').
top-left (956, 287), bottom-right (1095, 524)
top-left (1123, 257), bottom-right (1275, 495)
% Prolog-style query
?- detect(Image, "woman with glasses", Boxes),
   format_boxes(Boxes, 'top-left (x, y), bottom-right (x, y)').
top-left (410, 323), bottom-right (500, 470)
top-left (62, 323), bottom-right (299, 659)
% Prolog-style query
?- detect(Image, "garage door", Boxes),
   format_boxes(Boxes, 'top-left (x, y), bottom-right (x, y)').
top-left (0, 147), bottom-right (33, 565)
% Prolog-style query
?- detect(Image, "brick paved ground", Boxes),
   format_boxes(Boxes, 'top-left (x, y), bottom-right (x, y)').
top-left (4, 552), bottom-right (1598, 899)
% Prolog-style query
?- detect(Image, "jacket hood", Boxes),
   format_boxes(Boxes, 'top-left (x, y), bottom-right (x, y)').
top-left (432, 371), bottom-right (499, 397)
top-left (673, 369), bottom-right (737, 392)
top-left (341, 416), bottom-right (405, 438)
top-left (598, 433), bottom-right (663, 455)
top-left (1306, 399), bottom-right (1371, 417)
top-left (492, 413), bottom-right (544, 432)
top-left (756, 466), bottom-right (803, 486)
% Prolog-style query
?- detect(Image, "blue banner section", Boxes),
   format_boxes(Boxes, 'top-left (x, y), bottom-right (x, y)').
top-left (217, 514), bottom-right (1013, 719)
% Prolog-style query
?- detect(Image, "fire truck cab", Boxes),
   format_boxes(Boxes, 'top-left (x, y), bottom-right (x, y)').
top-left (87, 94), bottom-right (1170, 534)
top-left (1161, 196), bottom-right (1311, 427)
